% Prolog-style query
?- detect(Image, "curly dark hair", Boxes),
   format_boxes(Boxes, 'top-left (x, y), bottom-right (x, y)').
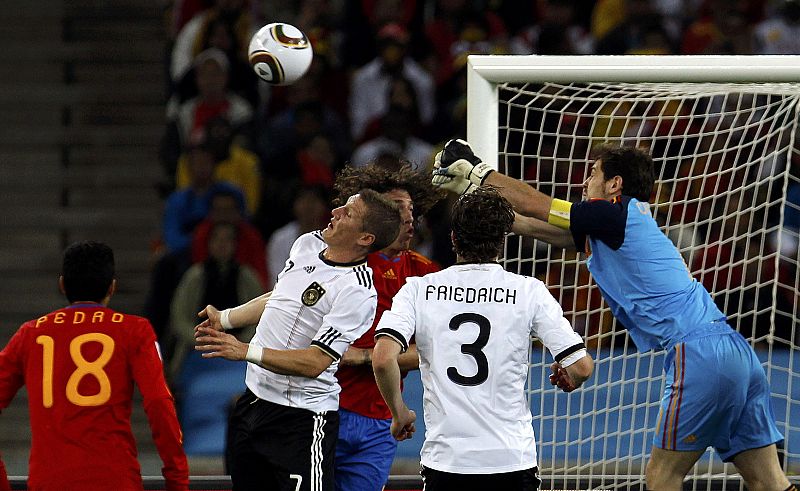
top-left (451, 186), bottom-right (514, 263)
top-left (62, 241), bottom-right (115, 303)
top-left (333, 163), bottom-right (444, 217)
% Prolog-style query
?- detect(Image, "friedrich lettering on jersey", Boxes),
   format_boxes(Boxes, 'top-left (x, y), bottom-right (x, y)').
top-left (302, 282), bottom-right (326, 306)
top-left (425, 285), bottom-right (517, 304)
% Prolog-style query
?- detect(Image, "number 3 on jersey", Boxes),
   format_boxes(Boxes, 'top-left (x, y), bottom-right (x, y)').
top-left (36, 333), bottom-right (115, 408)
top-left (447, 313), bottom-right (490, 386)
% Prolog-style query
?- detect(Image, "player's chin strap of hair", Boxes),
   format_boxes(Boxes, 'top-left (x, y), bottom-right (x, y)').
top-left (548, 198), bottom-right (572, 230)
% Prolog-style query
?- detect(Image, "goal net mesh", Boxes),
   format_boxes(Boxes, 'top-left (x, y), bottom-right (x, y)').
top-left (496, 81), bottom-right (800, 490)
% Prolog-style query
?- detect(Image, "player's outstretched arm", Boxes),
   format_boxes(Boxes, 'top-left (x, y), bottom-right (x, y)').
top-left (195, 291), bottom-right (272, 334)
top-left (513, 213), bottom-right (576, 250)
top-left (432, 139), bottom-right (555, 221)
top-left (373, 336), bottom-right (416, 441)
top-left (483, 170), bottom-right (553, 222)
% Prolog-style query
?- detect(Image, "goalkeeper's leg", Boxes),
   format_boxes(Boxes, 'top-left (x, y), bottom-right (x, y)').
top-left (732, 444), bottom-right (792, 491)
top-left (645, 448), bottom-right (704, 491)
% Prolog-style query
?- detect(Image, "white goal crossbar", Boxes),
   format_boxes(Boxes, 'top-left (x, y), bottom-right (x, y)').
top-left (467, 55), bottom-right (800, 168)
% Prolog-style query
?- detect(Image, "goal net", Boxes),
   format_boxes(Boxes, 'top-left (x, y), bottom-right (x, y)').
top-left (467, 55), bottom-right (800, 490)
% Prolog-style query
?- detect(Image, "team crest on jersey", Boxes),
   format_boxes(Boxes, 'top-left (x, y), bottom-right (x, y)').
top-left (304, 265), bottom-right (316, 274)
top-left (302, 282), bottom-right (326, 306)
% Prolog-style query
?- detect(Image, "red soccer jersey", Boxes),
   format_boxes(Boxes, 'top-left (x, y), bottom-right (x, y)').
top-left (0, 452), bottom-right (9, 491)
top-left (0, 305), bottom-right (188, 491)
top-left (338, 250), bottom-right (440, 419)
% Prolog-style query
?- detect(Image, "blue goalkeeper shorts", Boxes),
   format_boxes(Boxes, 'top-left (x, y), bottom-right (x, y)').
top-left (335, 408), bottom-right (397, 491)
top-left (654, 327), bottom-right (783, 461)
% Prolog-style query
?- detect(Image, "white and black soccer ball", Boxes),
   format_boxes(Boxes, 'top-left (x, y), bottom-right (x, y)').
top-left (248, 23), bottom-right (313, 86)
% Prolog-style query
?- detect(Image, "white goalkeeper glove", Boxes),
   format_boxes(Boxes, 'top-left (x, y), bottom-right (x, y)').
top-left (431, 139), bottom-right (495, 196)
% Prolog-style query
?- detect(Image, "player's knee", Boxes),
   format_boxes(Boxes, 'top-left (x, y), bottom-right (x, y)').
top-left (645, 458), bottom-right (682, 491)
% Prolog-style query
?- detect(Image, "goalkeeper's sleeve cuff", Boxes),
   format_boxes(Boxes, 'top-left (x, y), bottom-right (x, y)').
top-left (548, 198), bottom-right (572, 230)
top-left (468, 162), bottom-right (494, 185)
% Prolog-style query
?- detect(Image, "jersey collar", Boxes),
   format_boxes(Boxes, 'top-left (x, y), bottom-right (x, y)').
top-left (318, 250), bottom-right (368, 267)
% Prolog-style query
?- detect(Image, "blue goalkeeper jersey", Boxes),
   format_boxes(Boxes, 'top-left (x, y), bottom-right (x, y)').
top-left (569, 195), bottom-right (727, 352)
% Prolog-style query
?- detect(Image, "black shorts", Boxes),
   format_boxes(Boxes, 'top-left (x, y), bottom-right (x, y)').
top-left (421, 465), bottom-right (540, 491)
top-left (226, 389), bottom-right (339, 491)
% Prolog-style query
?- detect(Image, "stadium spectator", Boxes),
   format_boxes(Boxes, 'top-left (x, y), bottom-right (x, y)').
top-left (372, 186), bottom-right (593, 489)
top-left (432, 140), bottom-right (794, 491)
top-left (360, 76), bottom-right (425, 143)
top-left (266, 185), bottom-right (331, 290)
top-left (161, 48), bottom-right (254, 185)
top-left (162, 143), bottom-right (247, 255)
top-left (259, 98), bottom-right (350, 181)
top-left (509, 0), bottom-right (594, 55)
top-left (147, 145), bottom-right (246, 341)
top-left (171, 14), bottom-right (260, 107)
top-left (193, 189), bottom-right (401, 490)
top-left (296, 133), bottom-right (340, 190)
top-left (753, 0), bottom-right (800, 53)
top-left (331, 163), bottom-right (443, 491)
top-left (594, 0), bottom-right (674, 54)
top-left (191, 187), bottom-right (269, 287)
top-left (349, 22), bottom-right (435, 143)
top-left (0, 242), bottom-right (189, 490)
top-left (351, 105), bottom-right (435, 171)
top-left (681, 1), bottom-right (753, 54)
top-left (170, 0), bottom-right (255, 86)
top-left (175, 116), bottom-right (262, 215)
top-left (167, 221), bottom-right (262, 383)
top-left (422, 0), bottom-right (508, 86)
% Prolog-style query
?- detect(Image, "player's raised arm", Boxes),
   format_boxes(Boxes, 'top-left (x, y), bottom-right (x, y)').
top-left (432, 139), bottom-right (556, 220)
top-left (432, 139), bottom-right (577, 248)
top-left (195, 291), bottom-right (272, 334)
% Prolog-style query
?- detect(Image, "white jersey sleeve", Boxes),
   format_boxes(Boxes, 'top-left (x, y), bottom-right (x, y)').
top-left (373, 279), bottom-right (417, 352)
top-left (529, 280), bottom-right (586, 366)
top-left (311, 282), bottom-right (377, 360)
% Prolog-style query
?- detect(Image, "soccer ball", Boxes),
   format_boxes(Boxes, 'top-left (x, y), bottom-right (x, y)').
top-left (248, 23), bottom-right (313, 86)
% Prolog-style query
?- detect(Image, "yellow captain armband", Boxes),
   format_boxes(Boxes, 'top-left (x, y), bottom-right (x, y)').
top-left (548, 198), bottom-right (572, 230)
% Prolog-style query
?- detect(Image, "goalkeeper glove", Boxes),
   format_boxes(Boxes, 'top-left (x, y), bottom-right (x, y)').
top-left (431, 139), bottom-right (495, 196)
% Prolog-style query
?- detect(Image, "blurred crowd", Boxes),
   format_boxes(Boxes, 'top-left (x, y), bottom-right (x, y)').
top-left (145, 0), bottom-right (800, 447)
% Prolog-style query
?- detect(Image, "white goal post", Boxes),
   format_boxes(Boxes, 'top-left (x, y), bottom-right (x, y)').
top-left (466, 55), bottom-right (800, 490)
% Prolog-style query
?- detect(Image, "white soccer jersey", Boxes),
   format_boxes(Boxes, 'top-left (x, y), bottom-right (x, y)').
top-left (376, 263), bottom-right (585, 474)
top-left (246, 231), bottom-right (377, 412)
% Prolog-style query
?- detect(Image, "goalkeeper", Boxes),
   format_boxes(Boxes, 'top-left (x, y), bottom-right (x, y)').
top-left (432, 140), bottom-right (794, 491)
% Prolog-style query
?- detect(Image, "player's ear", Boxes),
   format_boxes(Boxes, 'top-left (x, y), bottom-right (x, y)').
top-left (104, 279), bottom-right (117, 303)
top-left (58, 275), bottom-right (66, 295)
top-left (357, 232), bottom-right (376, 250)
top-left (608, 175), bottom-right (623, 194)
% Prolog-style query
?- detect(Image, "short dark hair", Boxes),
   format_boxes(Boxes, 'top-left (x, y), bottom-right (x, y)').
top-left (333, 163), bottom-right (444, 218)
top-left (451, 186), bottom-right (514, 262)
top-left (61, 241), bottom-right (115, 303)
top-left (594, 145), bottom-right (655, 202)
top-left (358, 189), bottom-right (401, 253)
